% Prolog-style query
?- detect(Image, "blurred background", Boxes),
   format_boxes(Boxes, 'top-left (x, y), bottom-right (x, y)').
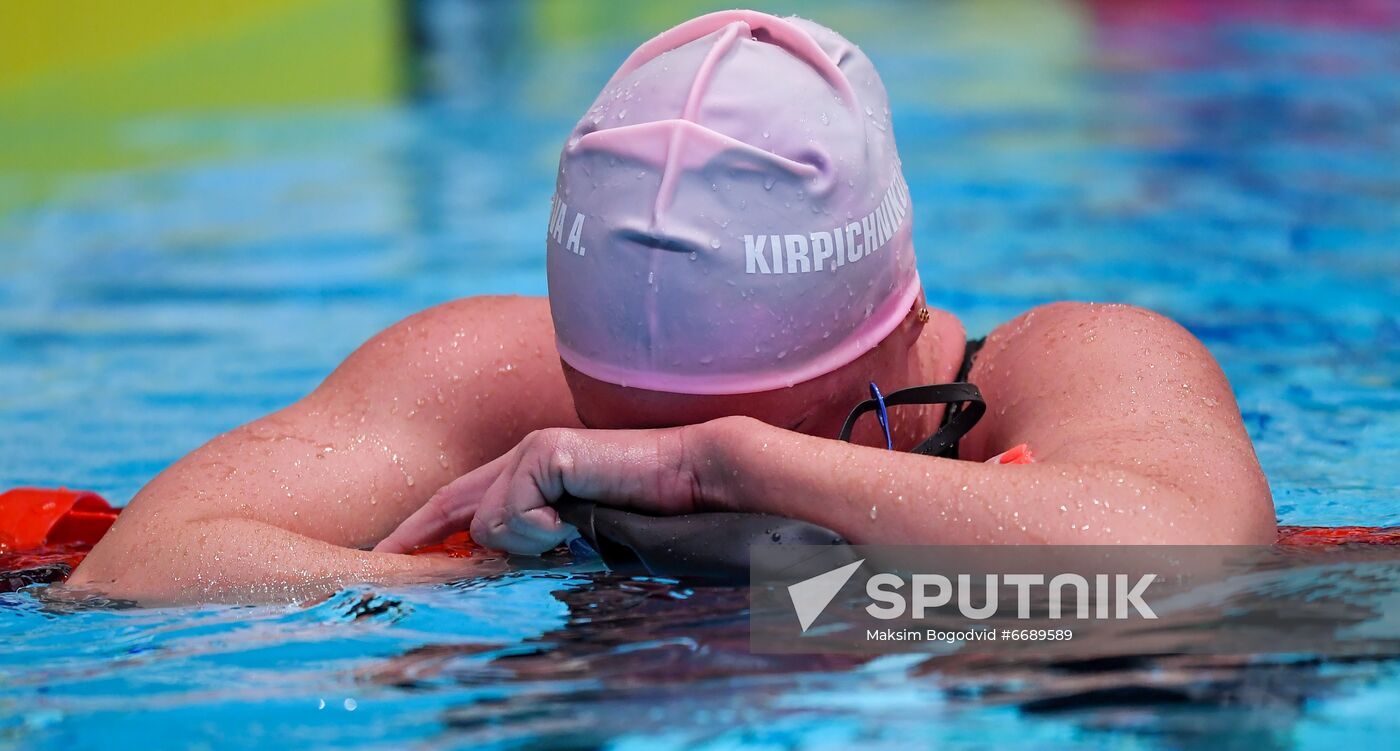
top-left (1, 0), bottom-right (1397, 523)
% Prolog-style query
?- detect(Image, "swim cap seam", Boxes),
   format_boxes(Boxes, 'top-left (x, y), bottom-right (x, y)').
top-left (608, 10), bottom-right (858, 111)
top-left (646, 24), bottom-right (747, 376)
top-left (653, 21), bottom-right (745, 224)
top-left (575, 121), bottom-right (822, 180)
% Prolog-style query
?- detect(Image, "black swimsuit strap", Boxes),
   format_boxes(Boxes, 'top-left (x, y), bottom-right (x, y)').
top-left (955, 337), bottom-right (986, 383)
top-left (836, 338), bottom-right (988, 459)
top-left (935, 337), bottom-right (987, 458)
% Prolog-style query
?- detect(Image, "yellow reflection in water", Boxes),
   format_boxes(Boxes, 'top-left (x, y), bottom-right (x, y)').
top-left (0, 0), bottom-right (401, 210)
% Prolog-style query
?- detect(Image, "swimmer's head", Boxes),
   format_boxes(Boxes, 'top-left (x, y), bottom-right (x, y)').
top-left (547, 10), bottom-right (920, 434)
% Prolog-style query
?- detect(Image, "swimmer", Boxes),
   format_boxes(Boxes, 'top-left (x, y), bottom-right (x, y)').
top-left (68, 10), bottom-right (1274, 603)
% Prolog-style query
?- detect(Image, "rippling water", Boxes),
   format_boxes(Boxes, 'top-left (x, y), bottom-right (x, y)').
top-left (2, 1), bottom-right (1398, 748)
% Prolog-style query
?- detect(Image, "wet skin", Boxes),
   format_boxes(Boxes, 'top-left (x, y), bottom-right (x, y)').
top-left (68, 295), bottom-right (1276, 604)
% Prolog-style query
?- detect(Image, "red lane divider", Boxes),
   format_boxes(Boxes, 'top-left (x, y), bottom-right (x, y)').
top-left (1, 488), bottom-right (122, 591)
top-left (1275, 525), bottom-right (1400, 546)
top-left (0, 487), bottom-right (119, 552)
top-left (406, 531), bottom-right (481, 558)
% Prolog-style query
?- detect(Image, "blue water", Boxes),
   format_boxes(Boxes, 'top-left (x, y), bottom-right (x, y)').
top-left (2, 1), bottom-right (1398, 748)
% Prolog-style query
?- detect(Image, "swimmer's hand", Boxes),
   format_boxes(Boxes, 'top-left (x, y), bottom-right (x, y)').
top-left (374, 426), bottom-right (706, 555)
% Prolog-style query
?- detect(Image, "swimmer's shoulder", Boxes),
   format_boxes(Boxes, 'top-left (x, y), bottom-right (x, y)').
top-left (365, 292), bottom-right (567, 387)
top-left (974, 301), bottom-right (1212, 379)
top-left (963, 302), bottom-right (1233, 455)
top-left (320, 295), bottom-right (581, 455)
top-left (400, 294), bottom-right (553, 333)
top-left (361, 294), bottom-right (557, 362)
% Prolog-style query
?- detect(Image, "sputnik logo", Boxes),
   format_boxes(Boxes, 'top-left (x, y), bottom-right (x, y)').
top-left (787, 558), bottom-right (865, 633)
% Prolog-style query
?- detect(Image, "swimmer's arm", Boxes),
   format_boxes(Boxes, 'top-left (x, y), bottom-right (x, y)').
top-left (697, 419), bottom-right (1269, 545)
top-left (64, 516), bottom-right (472, 606)
top-left (699, 303), bottom-right (1276, 544)
top-left (69, 296), bottom-right (576, 602)
top-left (379, 409), bottom-right (1267, 552)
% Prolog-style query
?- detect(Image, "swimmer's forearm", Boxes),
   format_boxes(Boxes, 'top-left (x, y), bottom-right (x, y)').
top-left (697, 418), bottom-right (1272, 545)
top-left (66, 517), bottom-right (476, 605)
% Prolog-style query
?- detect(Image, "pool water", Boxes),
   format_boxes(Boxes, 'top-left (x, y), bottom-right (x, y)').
top-left (2, 0), bottom-right (1398, 747)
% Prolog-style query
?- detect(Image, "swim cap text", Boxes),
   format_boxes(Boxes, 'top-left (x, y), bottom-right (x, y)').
top-left (548, 196), bottom-right (587, 256)
top-left (745, 173), bottom-right (910, 275)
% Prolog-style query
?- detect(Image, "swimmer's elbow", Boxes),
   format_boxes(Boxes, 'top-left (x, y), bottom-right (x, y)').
top-left (1146, 441), bottom-right (1277, 545)
top-left (1199, 478), bottom-right (1277, 545)
top-left (1110, 463), bottom-right (1276, 546)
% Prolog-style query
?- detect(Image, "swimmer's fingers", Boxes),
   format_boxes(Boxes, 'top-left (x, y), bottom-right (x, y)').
top-left (373, 451), bottom-right (512, 554)
top-left (471, 503), bottom-right (568, 555)
top-left (470, 440), bottom-right (571, 555)
top-left (468, 428), bottom-right (616, 554)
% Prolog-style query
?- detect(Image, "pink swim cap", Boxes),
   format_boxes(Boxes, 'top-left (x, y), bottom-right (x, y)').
top-left (547, 10), bottom-right (919, 395)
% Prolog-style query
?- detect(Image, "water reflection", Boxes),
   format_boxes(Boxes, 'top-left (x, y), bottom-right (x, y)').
top-left (360, 544), bottom-right (1400, 746)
